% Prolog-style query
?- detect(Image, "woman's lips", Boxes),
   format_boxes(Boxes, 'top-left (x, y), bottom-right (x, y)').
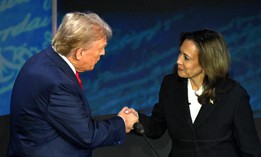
top-left (178, 67), bottom-right (183, 71)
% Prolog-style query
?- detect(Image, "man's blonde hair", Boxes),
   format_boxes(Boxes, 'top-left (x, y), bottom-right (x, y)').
top-left (52, 12), bottom-right (112, 56)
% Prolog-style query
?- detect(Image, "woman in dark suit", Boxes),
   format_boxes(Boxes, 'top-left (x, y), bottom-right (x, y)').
top-left (135, 29), bottom-right (261, 157)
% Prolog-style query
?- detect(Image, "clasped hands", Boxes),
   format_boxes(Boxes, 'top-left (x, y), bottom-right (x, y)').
top-left (118, 107), bottom-right (139, 133)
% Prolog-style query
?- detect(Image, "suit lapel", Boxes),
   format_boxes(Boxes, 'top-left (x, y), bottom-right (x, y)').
top-left (193, 99), bottom-right (218, 128)
top-left (45, 46), bottom-right (91, 112)
top-left (172, 75), bottom-right (223, 129)
top-left (174, 78), bottom-right (194, 128)
top-left (45, 46), bottom-right (79, 86)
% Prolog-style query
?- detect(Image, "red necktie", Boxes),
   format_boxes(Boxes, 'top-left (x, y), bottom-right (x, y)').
top-left (75, 71), bottom-right (83, 89)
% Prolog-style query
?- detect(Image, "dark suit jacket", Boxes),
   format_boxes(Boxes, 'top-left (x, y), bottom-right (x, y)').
top-left (7, 46), bottom-right (125, 157)
top-left (139, 73), bottom-right (261, 157)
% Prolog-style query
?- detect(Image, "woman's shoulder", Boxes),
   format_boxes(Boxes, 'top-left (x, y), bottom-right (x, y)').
top-left (162, 72), bottom-right (187, 85)
top-left (216, 78), bottom-right (248, 95)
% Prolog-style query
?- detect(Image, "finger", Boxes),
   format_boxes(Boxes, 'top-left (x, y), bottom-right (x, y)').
top-left (124, 107), bottom-right (131, 114)
top-left (128, 108), bottom-right (139, 117)
top-left (120, 106), bottom-right (129, 113)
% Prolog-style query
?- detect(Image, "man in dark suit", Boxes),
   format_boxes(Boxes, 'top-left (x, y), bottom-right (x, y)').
top-left (7, 12), bottom-right (138, 157)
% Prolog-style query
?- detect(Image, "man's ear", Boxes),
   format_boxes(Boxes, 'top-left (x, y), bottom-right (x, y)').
top-left (75, 48), bottom-right (84, 60)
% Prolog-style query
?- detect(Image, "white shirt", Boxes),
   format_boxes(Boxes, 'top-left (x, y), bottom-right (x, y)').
top-left (187, 79), bottom-right (203, 123)
top-left (52, 46), bottom-right (76, 74)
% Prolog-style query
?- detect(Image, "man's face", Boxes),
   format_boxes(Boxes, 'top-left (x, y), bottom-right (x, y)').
top-left (77, 37), bottom-right (107, 72)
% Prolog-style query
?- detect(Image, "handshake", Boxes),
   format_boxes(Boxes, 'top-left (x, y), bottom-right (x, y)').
top-left (118, 107), bottom-right (139, 133)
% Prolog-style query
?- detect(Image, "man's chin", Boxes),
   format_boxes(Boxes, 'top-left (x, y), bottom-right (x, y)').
top-left (88, 66), bottom-right (95, 71)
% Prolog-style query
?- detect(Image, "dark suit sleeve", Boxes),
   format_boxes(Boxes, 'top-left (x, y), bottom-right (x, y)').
top-left (46, 83), bottom-right (125, 149)
top-left (233, 87), bottom-right (261, 156)
top-left (139, 75), bottom-right (169, 139)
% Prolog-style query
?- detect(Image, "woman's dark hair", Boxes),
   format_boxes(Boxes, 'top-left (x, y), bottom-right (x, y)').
top-left (179, 29), bottom-right (231, 104)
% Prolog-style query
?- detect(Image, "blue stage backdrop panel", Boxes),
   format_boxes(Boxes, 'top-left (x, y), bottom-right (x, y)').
top-left (62, 1), bottom-right (261, 117)
top-left (0, 0), bottom-right (52, 115)
top-left (0, 0), bottom-right (260, 119)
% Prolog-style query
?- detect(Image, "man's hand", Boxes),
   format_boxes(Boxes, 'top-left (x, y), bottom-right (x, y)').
top-left (118, 107), bottom-right (139, 133)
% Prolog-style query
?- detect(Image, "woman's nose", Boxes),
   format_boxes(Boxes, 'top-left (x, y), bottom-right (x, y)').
top-left (177, 55), bottom-right (182, 65)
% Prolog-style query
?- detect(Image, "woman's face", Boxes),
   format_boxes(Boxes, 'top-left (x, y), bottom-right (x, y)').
top-left (177, 39), bottom-right (204, 82)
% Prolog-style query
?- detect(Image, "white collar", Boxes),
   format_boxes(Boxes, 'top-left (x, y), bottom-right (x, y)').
top-left (188, 79), bottom-right (203, 96)
top-left (52, 46), bottom-right (76, 74)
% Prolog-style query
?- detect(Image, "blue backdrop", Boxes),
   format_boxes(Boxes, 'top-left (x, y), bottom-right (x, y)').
top-left (0, 0), bottom-right (52, 115)
top-left (1, 0), bottom-right (261, 118)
